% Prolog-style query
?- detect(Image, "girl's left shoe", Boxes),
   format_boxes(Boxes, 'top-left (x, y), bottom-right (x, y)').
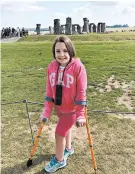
top-left (64, 147), bottom-right (74, 160)
top-left (44, 156), bottom-right (67, 173)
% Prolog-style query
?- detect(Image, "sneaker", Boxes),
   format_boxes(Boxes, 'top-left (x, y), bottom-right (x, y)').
top-left (64, 147), bottom-right (74, 160)
top-left (44, 156), bottom-right (66, 173)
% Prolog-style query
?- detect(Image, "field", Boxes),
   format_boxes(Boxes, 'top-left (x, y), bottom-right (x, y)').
top-left (19, 32), bottom-right (135, 42)
top-left (1, 33), bottom-right (135, 174)
top-left (105, 27), bottom-right (135, 32)
top-left (28, 27), bottom-right (135, 35)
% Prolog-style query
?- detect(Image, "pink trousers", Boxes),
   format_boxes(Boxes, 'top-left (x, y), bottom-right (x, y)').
top-left (55, 112), bottom-right (76, 137)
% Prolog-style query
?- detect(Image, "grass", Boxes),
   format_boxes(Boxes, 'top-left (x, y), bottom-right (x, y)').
top-left (1, 34), bottom-right (135, 174)
top-left (18, 32), bottom-right (135, 42)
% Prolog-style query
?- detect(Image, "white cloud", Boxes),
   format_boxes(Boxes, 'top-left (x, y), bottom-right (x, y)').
top-left (1, 3), bottom-right (46, 12)
top-left (53, 12), bottom-right (67, 19)
top-left (15, 5), bottom-right (46, 12)
top-left (89, 1), bottom-right (119, 6)
top-left (50, 4), bottom-right (93, 27)
top-left (47, 1), bottom-right (135, 26)
top-left (70, 4), bottom-right (93, 25)
top-left (1, 2), bottom-right (47, 12)
top-left (50, 13), bottom-right (67, 25)
top-left (73, 4), bottom-right (90, 13)
top-left (1, 0), bottom-right (133, 1)
top-left (0, 0), bottom-right (37, 2)
top-left (122, 6), bottom-right (135, 14)
top-left (111, 1), bottom-right (135, 17)
top-left (73, 1), bottom-right (135, 26)
top-left (1, 0), bottom-right (135, 28)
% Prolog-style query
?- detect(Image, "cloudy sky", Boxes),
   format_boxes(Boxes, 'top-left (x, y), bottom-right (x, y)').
top-left (1, 0), bottom-right (135, 29)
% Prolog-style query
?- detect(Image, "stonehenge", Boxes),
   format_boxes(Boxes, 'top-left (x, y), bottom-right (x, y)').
top-left (36, 17), bottom-right (106, 35)
top-left (53, 17), bottom-right (106, 34)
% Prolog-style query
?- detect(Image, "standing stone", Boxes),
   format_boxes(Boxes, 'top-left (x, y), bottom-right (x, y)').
top-left (97, 22), bottom-right (103, 33)
top-left (54, 19), bottom-right (60, 34)
top-left (77, 25), bottom-right (81, 34)
top-left (65, 17), bottom-right (72, 35)
top-left (60, 25), bottom-right (64, 34)
top-left (60, 25), bottom-right (66, 34)
top-left (36, 24), bottom-right (41, 35)
top-left (72, 25), bottom-right (76, 34)
top-left (101, 23), bottom-right (106, 33)
top-left (93, 24), bottom-right (96, 33)
top-left (72, 24), bottom-right (81, 34)
top-left (89, 23), bottom-right (94, 33)
top-left (89, 23), bottom-right (97, 33)
top-left (97, 23), bottom-right (100, 33)
top-left (82, 18), bottom-right (89, 33)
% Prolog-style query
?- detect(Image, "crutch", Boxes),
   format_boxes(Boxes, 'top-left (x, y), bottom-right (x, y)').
top-left (27, 118), bottom-right (47, 167)
top-left (84, 106), bottom-right (97, 173)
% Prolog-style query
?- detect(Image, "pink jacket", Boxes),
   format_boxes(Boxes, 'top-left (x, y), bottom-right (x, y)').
top-left (42, 58), bottom-right (87, 120)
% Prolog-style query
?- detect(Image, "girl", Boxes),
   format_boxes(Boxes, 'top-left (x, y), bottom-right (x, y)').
top-left (40, 36), bottom-right (87, 173)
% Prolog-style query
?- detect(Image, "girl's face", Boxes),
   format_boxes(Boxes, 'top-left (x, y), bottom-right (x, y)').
top-left (55, 42), bottom-right (70, 67)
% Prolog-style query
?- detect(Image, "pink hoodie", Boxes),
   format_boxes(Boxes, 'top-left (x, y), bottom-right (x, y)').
top-left (42, 58), bottom-right (87, 120)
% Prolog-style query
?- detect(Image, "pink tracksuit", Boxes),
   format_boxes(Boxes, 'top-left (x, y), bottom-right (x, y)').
top-left (42, 58), bottom-right (87, 136)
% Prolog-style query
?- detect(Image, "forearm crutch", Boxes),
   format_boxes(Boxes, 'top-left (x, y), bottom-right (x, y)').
top-left (85, 106), bottom-right (97, 173)
top-left (27, 118), bottom-right (47, 167)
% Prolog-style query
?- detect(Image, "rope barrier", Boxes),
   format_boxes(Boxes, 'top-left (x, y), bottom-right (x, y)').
top-left (89, 110), bottom-right (135, 115)
top-left (1, 100), bottom-right (135, 115)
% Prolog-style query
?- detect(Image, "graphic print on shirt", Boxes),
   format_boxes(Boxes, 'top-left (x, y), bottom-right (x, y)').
top-left (49, 69), bottom-right (74, 88)
top-left (49, 72), bottom-right (55, 86)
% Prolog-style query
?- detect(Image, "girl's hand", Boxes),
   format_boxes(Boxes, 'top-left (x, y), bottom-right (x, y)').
top-left (76, 118), bottom-right (86, 128)
top-left (40, 114), bottom-right (48, 123)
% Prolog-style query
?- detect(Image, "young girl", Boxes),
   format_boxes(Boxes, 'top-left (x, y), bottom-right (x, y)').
top-left (40, 35), bottom-right (87, 173)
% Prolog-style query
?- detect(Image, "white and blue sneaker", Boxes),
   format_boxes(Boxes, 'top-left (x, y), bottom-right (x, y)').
top-left (64, 147), bottom-right (74, 160)
top-left (44, 156), bottom-right (66, 173)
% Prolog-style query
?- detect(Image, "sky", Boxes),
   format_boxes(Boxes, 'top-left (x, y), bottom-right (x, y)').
top-left (1, 0), bottom-right (135, 29)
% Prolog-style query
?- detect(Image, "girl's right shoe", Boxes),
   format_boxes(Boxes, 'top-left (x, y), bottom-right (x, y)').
top-left (64, 147), bottom-right (74, 160)
top-left (44, 156), bottom-right (66, 173)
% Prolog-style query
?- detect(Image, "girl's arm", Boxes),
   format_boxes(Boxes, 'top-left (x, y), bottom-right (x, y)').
top-left (42, 66), bottom-right (54, 120)
top-left (75, 64), bottom-right (87, 119)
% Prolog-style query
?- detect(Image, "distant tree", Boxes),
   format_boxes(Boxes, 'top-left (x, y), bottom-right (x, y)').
top-left (106, 24), bottom-right (129, 28)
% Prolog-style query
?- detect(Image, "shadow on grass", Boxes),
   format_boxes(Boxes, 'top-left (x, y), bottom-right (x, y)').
top-left (3, 152), bottom-right (132, 174)
top-left (1, 154), bottom-right (55, 174)
top-left (34, 169), bottom-right (46, 174)
top-left (34, 168), bottom-right (66, 174)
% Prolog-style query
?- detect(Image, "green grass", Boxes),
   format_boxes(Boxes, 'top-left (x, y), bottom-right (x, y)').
top-left (1, 36), bottom-right (135, 174)
top-left (18, 32), bottom-right (135, 42)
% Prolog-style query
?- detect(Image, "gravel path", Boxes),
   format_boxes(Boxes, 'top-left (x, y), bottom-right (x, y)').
top-left (0, 37), bottom-right (21, 43)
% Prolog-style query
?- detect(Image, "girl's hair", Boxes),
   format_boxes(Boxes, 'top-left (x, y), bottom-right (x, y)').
top-left (52, 36), bottom-right (76, 59)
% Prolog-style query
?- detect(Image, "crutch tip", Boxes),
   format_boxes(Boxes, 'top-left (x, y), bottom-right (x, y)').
top-left (27, 159), bottom-right (32, 167)
top-left (23, 99), bottom-right (27, 103)
top-left (94, 168), bottom-right (97, 174)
